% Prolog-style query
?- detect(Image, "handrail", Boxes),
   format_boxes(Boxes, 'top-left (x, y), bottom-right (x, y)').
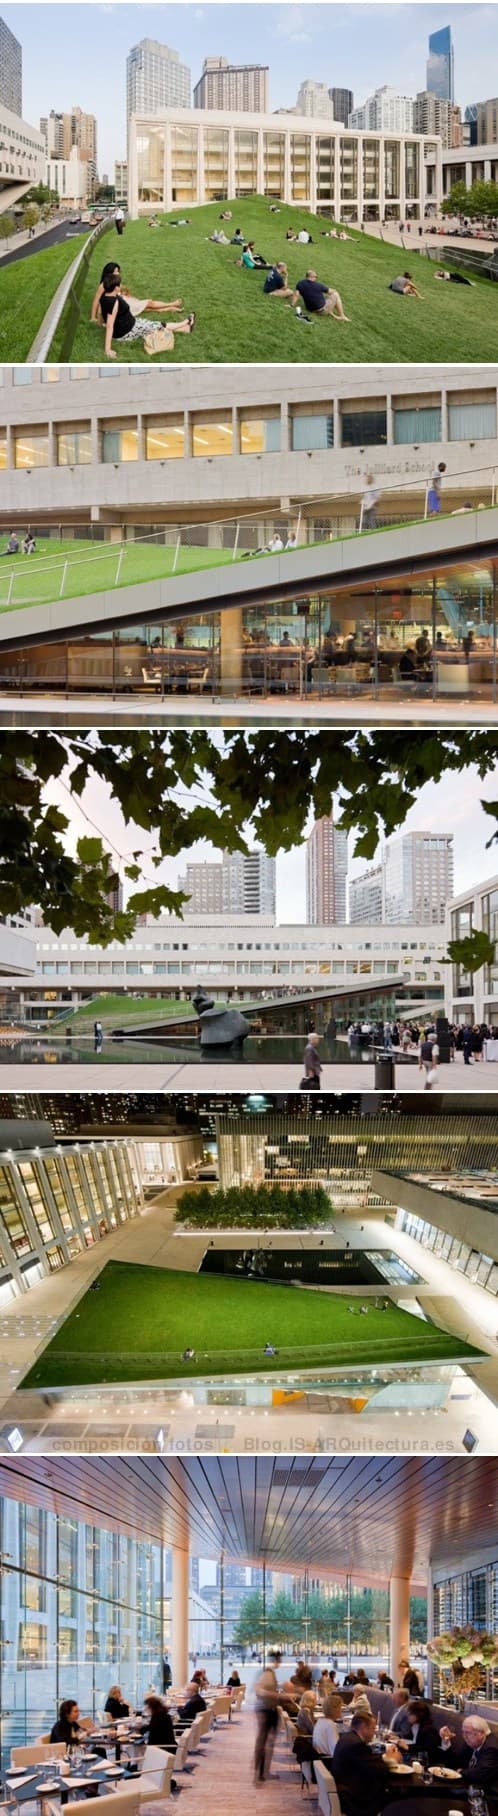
top-left (27, 218), bottom-right (113, 365)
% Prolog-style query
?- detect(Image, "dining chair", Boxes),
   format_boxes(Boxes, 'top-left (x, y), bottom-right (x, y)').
top-left (11, 1746), bottom-right (66, 1768)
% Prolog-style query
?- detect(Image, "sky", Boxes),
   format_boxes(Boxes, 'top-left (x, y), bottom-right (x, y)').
top-left (4, 1), bottom-right (498, 174)
top-left (47, 748), bottom-right (498, 924)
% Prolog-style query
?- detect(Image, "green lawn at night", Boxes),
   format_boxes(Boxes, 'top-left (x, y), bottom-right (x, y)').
top-left (22, 1259), bottom-right (483, 1388)
top-left (52, 198), bottom-right (495, 365)
top-left (0, 535), bottom-right (232, 615)
top-left (0, 234), bottom-right (88, 363)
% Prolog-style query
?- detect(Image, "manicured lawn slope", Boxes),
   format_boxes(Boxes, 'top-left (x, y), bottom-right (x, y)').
top-left (0, 234), bottom-right (88, 362)
top-left (0, 535), bottom-right (232, 615)
top-left (60, 994), bottom-right (192, 1028)
top-left (22, 1259), bottom-right (483, 1387)
top-left (60, 199), bottom-right (495, 364)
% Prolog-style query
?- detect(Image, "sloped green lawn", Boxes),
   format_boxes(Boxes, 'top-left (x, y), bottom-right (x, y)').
top-left (22, 1258), bottom-right (483, 1387)
top-left (0, 534), bottom-right (232, 614)
top-left (0, 234), bottom-right (88, 362)
top-left (58, 198), bottom-right (496, 364)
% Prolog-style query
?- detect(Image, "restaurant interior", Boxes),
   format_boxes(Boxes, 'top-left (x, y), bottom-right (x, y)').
top-left (0, 1456), bottom-right (497, 1816)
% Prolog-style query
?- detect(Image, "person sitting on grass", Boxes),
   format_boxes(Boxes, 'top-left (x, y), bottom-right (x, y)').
top-left (435, 267), bottom-right (474, 285)
top-left (291, 269), bottom-right (349, 321)
top-left (22, 532), bottom-right (36, 554)
top-left (389, 271), bottom-right (421, 297)
top-left (239, 241), bottom-right (272, 269)
top-left (210, 228), bottom-right (230, 244)
top-left (263, 260), bottom-right (294, 298)
top-left (100, 273), bottom-right (195, 357)
top-left (230, 226), bottom-right (245, 244)
top-left (1, 531), bottom-right (19, 556)
top-left (91, 263), bottom-right (183, 324)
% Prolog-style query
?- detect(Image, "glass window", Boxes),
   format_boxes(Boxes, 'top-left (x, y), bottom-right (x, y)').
top-left (192, 413), bottom-right (232, 457)
top-left (0, 436), bottom-right (7, 469)
top-left (13, 370), bottom-right (33, 386)
top-left (57, 430), bottom-right (92, 466)
top-left (448, 401), bottom-right (497, 441)
top-left (41, 369), bottom-right (60, 383)
top-left (394, 406), bottom-right (442, 444)
top-left (291, 412), bottom-right (333, 451)
top-left (145, 418), bottom-right (184, 459)
top-left (102, 428), bottom-right (138, 463)
top-left (341, 407), bottom-right (387, 447)
top-left (240, 415), bottom-right (281, 454)
top-left (14, 433), bottom-right (49, 469)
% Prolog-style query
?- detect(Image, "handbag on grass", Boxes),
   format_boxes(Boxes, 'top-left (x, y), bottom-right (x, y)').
top-left (143, 324), bottom-right (175, 355)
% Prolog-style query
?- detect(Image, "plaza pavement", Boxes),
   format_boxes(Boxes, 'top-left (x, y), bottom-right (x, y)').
top-left (1, 693), bottom-right (497, 727)
top-left (4, 1056), bottom-right (497, 1089)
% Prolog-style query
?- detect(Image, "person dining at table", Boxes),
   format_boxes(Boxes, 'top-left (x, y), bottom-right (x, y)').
top-left (142, 1693), bottom-right (176, 1748)
top-left (389, 1689), bottom-right (412, 1738)
top-left (313, 1692), bottom-right (343, 1765)
top-left (397, 1698), bottom-right (442, 1764)
top-left (333, 1710), bottom-right (402, 1816)
top-left (50, 1700), bottom-right (86, 1746)
top-left (105, 1686), bottom-right (131, 1720)
top-left (439, 1714), bottom-right (498, 1807)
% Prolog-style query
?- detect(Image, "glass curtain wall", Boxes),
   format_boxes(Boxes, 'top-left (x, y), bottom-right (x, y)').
top-left (0, 1497), bottom-right (166, 1774)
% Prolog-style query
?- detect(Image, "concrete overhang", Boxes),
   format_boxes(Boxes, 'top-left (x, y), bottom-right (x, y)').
top-left (372, 1167), bottom-right (498, 1264)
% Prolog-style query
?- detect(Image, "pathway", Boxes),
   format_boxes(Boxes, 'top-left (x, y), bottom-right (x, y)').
top-left (176, 1703), bottom-right (304, 1816)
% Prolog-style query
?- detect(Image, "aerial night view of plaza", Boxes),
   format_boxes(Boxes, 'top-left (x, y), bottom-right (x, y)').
top-left (1, 6), bottom-right (498, 1800)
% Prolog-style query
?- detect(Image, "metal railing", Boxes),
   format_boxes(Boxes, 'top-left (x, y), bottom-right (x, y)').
top-left (27, 217), bottom-right (113, 364)
top-left (1, 458), bottom-right (498, 616)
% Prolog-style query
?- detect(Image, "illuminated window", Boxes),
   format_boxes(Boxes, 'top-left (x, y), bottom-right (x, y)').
top-left (145, 418), bottom-right (185, 460)
top-left (14, 432), bottom-right (49, 468)
top-left (240, 415), bottom-right (280, 454)
top-left (102, 427), bottom-right (138, 463)
top-left (57, 430), bottom-right (92, 466)
top-left (192, 413), bottom-right (232, 457)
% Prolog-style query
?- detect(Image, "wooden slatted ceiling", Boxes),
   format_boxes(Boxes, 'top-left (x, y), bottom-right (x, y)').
top-left (0, 1458), bottom-right (497, 1584)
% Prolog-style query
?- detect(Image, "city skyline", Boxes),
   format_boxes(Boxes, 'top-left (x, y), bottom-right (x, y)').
top-left (3, 3), bottom-right (498, 172)
top-left (46, 755), bottom-right (498, 927)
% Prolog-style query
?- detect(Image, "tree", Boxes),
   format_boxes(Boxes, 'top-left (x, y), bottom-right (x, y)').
top-left (232, 1592), bottom-right (265, 1650)
top-left (409, 1595), bottom-right (428, 1645)
top-left (441, 182), bottom-right (469, 221)
top-left (0, 213), bottom-right (15, 248)
top-left (22, 203), bottom-right (40, 232)
top-left (2, 730), bottom-right (498, 946)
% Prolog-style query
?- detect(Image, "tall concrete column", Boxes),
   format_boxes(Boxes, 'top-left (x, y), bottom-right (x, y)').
top-left (465, 160), bottom-right (473, 190)
top-left (164, 124), bottom-right (172, 211)
top-left (378, 138), bottom-right (386, 221)
top-left (389, 1574), bottom-right (411, 1685)
top-left (198, 126), bottom-right (205, 205)
top-left (257, 127), bottom-right (264, 196)
top-left (334, 135), bottom-right (341, 221)
top-left (172, 1545), bottom-right (189, 1687)
top-left (220, 607), bottom-right (244, 696)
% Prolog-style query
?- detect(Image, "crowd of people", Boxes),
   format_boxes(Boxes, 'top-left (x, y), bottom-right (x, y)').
top-left (299, 1016), bottom-right (498, 1090)
top-left (253, 1654), bottom-right (498, 1811)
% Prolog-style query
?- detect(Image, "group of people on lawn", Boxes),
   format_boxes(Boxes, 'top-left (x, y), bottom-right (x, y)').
top-left (90, 201), bottom-right (470, 356)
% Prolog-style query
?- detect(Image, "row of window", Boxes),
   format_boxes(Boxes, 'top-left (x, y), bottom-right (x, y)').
top-left (36, 958), bottom-right (442, 979)
top-left (2, 400), bottom-right (496, 468)
top-left (398, 1209), bottom-right (498, 1294)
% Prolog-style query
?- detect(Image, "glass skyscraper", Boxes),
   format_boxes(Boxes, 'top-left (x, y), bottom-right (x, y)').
top-left (427, 25), bottom-right (454, 101)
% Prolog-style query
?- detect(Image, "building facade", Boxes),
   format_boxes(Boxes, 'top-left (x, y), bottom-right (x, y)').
top-left (349, 88), bottom-right (414, 135)
top-left (329, 89), bottom-right (354, 128)
top-left (476, 98), bottom-right (498, 145)
top-left (446, 871), bottom-right (498, 1027)
top-left (126, 39), bottom-right (191, 122)
top-left (114, 159), bottom-right (128, 202)
top-left (427, 26), bottom-right (454, 103)
top-left (193, 59), bottom-right (269, 113)
top-left (383, 833), bottom-right (454, 926)
top-left (0, 15), bottom-right (22, 116)
top-left (0, 100), bottom-right (45, 213)
top-left (179, 851), bottom-right (276, 917)
top-left (15, 914), bottom-right (448, 1018)
top-left (306, 819), bottom-right (349, 925)
top-left (295, 80), bottom-right (335, 118)
top-left (46, 147), bottom-right (90, 206)
top-left (127, 107), bottom-right (441, 218)
top-left (349, 864), bottom-right (384, 925)
top-left (1, 365), bottom-right (497, 708)
top-left (413, 93), bottom-right (462, 149)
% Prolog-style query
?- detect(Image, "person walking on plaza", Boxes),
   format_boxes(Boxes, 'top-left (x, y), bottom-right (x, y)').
top-left (254, 1661), bottom-right (280, 1782)
top-left (428, 461), bottom-right (446, 515)
top-left (301, 1030), bottom-right (322, 1090)
top-left (462, 1022), bottom-right (474, 1065)
top-left (418, 1032), bottom-right (439, 1089)
top-left (362, 474), bottom-right (380, 531)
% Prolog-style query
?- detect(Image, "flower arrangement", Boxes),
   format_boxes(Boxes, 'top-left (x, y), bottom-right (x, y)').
top-left (427, 1628), bottom-right (498, 1701)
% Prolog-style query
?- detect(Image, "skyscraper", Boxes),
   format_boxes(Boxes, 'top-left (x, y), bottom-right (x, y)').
top-left (329, 87), bottom-right (353, 127)
top-left (413, 92), bottom-right (462, 148)
top-left (294, 79), bottom-right (335, 117)
top-left (349, 864), bottom-right (384, 924)
top-left (349, 86), bottom-right (413, 133)
top-left (179, 851), bottom-right (276, 918)
top-left (194, 58), bottom-right (269, 112)
top-left (306, 818), bottom-right (348, 925)
top-left (126, 39), bottom-right (191, 121)
top-left (40, 107), bottom-right (98, 192)
top-left (0, 15), bottom-right (22, 115)
top-left (427, 26), bottom-right (454, 103)
top-left (383, 831), bottom-right (454, 925)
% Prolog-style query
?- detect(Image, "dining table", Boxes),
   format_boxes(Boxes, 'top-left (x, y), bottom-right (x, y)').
top-left (5, 1759), bottom-right (141, 1810)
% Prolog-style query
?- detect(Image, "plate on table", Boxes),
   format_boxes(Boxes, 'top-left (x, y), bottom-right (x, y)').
top-left (430, 1767), bottom-right (462, 1780)
top-left (387, 1763), bottom-right (415, 1774)
top-left (38, 1780), bottom-right (64, 1793)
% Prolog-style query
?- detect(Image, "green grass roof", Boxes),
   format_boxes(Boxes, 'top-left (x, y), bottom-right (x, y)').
top-left (22, 1258), bottom-right (483, 1388)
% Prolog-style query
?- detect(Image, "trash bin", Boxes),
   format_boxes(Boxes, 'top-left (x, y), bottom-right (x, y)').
top-left (374, 1053), bottom-right (395, 1089)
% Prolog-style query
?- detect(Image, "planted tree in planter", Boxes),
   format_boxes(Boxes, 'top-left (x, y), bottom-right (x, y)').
top-left (175, 1182), bottom-right (333, 1229)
